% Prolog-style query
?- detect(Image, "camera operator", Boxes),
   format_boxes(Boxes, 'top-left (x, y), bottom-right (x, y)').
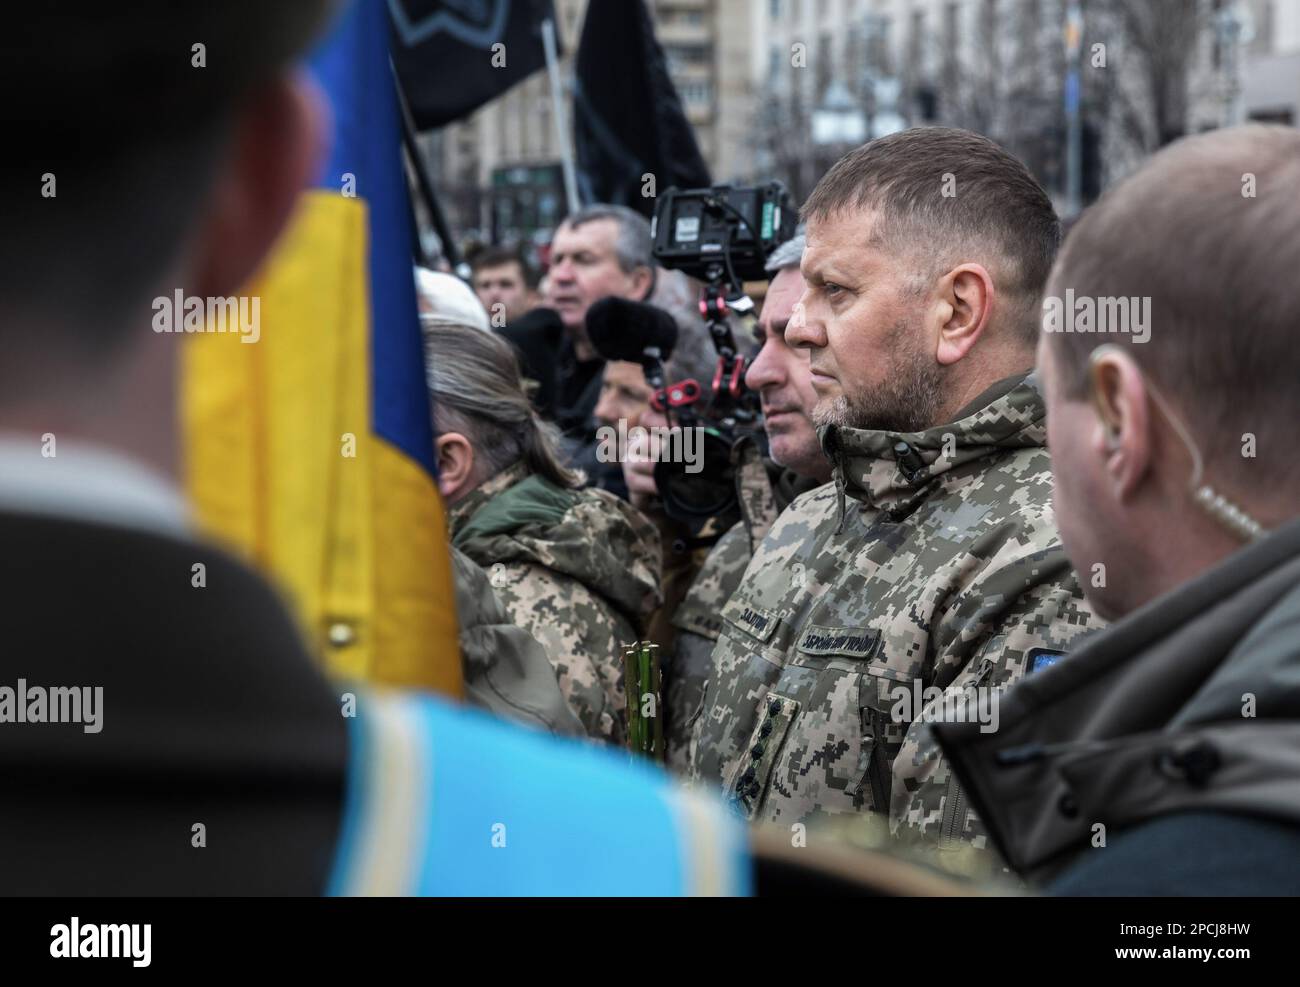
top-left (585, 287), bottom-right (739, 653)
top-left (622, 234), bottom-right (835, 773)
top-left (593, 275), bottom-right (718, 501)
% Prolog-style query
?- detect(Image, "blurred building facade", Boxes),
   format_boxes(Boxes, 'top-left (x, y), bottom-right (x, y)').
top-left (423, 0), bottom-right (1299, 248)
top-left (428, 0), bottom-right (756, 246)
top-left (746, 0), bottom-right (1299, 213)
top-left (1241, 0), bottom-right (1300, 124)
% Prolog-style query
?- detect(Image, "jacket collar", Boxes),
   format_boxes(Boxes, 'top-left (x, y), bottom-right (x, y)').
top-left (820, 371), bottom-right (1044, 517)
top-left (934, 516), bottom-right (1300, 879)
top-left (0, 432), bottom-right (189, 538)
top-left (448, 461), bottom-right (529, 536)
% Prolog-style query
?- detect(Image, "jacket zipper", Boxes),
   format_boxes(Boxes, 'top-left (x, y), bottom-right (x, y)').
top-left (938, 657), bottom-right (996, 846)
top-left (864, 707), bottom-right (892, 813)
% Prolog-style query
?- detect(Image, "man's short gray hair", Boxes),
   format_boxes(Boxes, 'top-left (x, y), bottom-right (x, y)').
top-left (764, 232), bottom-right (806, 274)
top-left (560, 204), bottom-right (654, 274)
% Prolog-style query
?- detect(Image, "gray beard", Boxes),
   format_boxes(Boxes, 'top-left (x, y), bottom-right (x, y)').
top-left (812, 321), bottom-right (946, 434)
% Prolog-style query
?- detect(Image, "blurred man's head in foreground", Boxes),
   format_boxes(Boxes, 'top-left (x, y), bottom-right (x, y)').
top-left (1038, 124), bottom-right (1300, 620)
top-left (793, 127), bottom-right (1059, 434)
top-left (1, 4), bottom-right (337, 470)
top-left (546, 205), bottom-right (654, 358)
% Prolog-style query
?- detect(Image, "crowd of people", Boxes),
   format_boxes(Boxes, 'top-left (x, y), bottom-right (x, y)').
top-left (430, 122), bottom-right (1300, 895)
top-left (5, 3), bottom-right (1300, 897)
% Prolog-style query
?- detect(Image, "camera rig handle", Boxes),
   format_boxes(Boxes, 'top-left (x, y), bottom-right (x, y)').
top-left (650, 377), bottom-right (702, 415)
top-left (697, 276), bottom-right (759, 421)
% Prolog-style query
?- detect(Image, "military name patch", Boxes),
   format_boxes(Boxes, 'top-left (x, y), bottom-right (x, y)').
top-left (672, 602), bottom-right (724, 640)
top-left (796, 625), bottom-right (882, 659)
top-left (674, 615), bottom-right (722, 640)
top-left (721, 598), bottom-right (780, 643)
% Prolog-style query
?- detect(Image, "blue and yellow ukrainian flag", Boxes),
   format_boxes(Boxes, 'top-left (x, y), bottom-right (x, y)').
top-left (182, 0), bottom-right (461, 695)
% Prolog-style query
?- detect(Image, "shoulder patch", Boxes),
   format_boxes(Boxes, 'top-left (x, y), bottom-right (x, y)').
top-left (1027, 647), bottom-right (1067, 674)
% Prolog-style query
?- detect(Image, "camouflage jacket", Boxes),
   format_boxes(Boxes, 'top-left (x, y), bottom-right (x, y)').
top-left (687, 373), bottom-right (1101, 857)
top-left (665, 438), bottom-right (821, 772)
top-left (451, 545), bottom-right (586, 737)
top-left (450, 462), bottom-right (662, 744)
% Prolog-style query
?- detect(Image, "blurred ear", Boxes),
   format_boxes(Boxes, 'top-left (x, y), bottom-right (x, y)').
top-left (630, 265), bottom-right (654, 301)
top-left (1087, 347), bottom-right (1152, 502)
top-left (934, 264), bottom-right (995, 366)
top-left (435, 432), bottom-right (477, 502)
top-left (191, 71), bottom-right (329, 298)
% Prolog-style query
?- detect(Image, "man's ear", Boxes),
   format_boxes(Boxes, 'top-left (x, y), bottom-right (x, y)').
top-left (934, 264), bottom-right (995, 366)
top-left (631, 265), bottom-right (655, 301)
top-left (191, 71), bottom-right (329, 298)
top-left (1087, 347), bottom-right (1152, 502)
top-left (435, 432), bottom-right (477, 502)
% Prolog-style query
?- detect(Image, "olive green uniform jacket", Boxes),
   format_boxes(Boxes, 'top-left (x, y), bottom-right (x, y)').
top-left (451, 463), bottom-right (662, 743)
top-left (688, 374), bottom-right (1101, 859)
top-left (451, 545), bottom-right (585, 737)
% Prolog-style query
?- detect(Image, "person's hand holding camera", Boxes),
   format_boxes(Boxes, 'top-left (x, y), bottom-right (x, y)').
top-left (622, 406), bottom-right (673, 512)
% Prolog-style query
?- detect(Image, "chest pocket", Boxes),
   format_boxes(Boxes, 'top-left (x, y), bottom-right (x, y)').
top-left (726, 655), bottom-right (899, 823)
top-left (729, 693), bottom-right (800, 818)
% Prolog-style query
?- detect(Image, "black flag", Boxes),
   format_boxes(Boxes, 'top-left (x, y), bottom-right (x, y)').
top-left (573, 0), bottom-right (711, 215)
top-left (390, 0), bottom-right (555, 130)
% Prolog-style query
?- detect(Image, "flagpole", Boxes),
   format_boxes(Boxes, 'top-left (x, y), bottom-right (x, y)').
top-left (542, 17), bottom-right (580, 214)
top-left (390, 58), bottom-right (465, 272)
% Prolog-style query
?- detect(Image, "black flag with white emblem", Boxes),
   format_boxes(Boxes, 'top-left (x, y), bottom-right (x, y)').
top-left (389, 0), bottom-right (555, 130)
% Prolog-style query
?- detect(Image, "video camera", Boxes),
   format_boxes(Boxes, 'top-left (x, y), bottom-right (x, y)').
top-left (651, 183), bottom-right (793, 283)
top-left (648, 182), bottom-right (795, 524)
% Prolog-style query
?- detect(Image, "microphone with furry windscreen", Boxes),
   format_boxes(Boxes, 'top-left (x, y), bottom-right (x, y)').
top-left (586, 297), bottom-right (678, 365)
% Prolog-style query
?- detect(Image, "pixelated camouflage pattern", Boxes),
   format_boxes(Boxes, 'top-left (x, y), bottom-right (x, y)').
top-left (687, 374), bottom-right (1101, 857)
top-left (666, 523), bottom-right (752, 772)
top-left (451, 463), bottom-right (663, 744)
top-left (733, 438), bottom-right (781, 550)
top-left (800, 811), bottom-right (1024, 890)
top-left (643, 509), bottom-right (725, 652)
top-left (665, 436), bottom-right (820, 772)
top-left (450, 545), bottom-right (586, 737)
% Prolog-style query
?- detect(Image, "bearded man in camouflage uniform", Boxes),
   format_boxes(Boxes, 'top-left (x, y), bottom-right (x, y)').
top-left (688, 128), bottom-right (1102, 859)
top-left (624, 235), bottom-right (833, 772)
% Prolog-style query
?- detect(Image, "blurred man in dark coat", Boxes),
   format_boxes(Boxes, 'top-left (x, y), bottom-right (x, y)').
top-left (0, 2), bottom-right (748, 896)
top-left (935, 125), bottom-right (1300, 895)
